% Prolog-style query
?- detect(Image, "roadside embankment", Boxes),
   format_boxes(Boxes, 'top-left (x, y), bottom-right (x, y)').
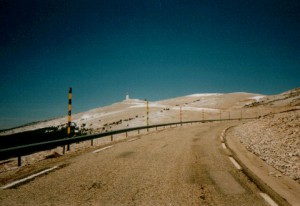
top-left (226, 110), bottom-right (300, 206)
top-left (231, 110), bottom-right (299, 183)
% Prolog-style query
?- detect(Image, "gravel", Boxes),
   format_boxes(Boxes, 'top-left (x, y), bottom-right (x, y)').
top-left (231, 110), bottom-right (300, 183)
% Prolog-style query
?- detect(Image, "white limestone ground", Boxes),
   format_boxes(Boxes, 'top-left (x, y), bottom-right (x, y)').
top-left (0, 92), bottom-right (258, 136)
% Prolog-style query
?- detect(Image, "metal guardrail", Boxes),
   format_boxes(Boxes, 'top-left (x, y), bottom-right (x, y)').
top-left (0, 118), bottom-right (255, 166)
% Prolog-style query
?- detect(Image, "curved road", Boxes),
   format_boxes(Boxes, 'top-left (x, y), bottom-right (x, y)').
top-left (0, 122), bottom-right (269, 205)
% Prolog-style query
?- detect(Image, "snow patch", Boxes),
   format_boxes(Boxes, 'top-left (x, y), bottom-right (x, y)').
top-left (187, 93), bottom-right (222, 97)
top-left (130, 102), bottom-right (167, 109)
top-left (79, 110), bottom-right (125, 121)
top-left (123, 99), bottom-right (145, 104)
top-left (249, 96), bottom-right (265, 101)
top-left (80, 114), bottom-right (92, 120)
top-left (174, 106), bottom-right (220, 112)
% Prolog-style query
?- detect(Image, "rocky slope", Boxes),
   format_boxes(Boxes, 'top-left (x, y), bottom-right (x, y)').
top-left (245, 87), bottom-right (300, 108)
top-left (231, 110), bottom-right (300, 183)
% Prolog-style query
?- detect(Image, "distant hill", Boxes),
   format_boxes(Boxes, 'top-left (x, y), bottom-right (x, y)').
top-left (1, 89), bottom-right (299, 136)
top-left (245, 88), bottom-right (300, 108)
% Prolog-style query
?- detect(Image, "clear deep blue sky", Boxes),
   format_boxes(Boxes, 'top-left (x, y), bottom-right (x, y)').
top-left (0, 0), bottom-right (299, 129)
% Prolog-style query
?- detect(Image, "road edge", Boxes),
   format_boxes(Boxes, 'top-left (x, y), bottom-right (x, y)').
top-left (224, 126), bottom-right (300, 206)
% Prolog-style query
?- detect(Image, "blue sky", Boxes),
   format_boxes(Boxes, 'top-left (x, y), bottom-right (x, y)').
top-left (0, 0), bottom-right (299, 129)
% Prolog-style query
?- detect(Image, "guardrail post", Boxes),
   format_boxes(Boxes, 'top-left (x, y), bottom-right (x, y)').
top-left (111, 135), bottom-right (113, 141)
top-left (91, 139), bottom-right (94, 146)
top-left (18, 156), bottom-right (22, 167)
top-left (126, 132), bottom-right (128, 137)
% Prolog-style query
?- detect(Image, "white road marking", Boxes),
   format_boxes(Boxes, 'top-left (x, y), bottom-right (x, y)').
top-left (92, 146), bottom-right (113, 153)
top-left (1, 166), bottom-right (59, 189)
top-left (259, 193), bottom-right (278, 206)
top-left (229, 157), bottom-right (242, 170)
top-left (222, 143), bottom-right (227, 149)
top-left (127, 138), bottom-right (138, 142)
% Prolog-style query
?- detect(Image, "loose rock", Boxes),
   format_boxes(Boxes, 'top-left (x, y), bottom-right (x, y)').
top-left (231, 110), bottom-right (300, 183)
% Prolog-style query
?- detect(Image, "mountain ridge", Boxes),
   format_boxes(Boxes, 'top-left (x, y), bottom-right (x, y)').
top-left (1, 89), bottom-right (299, 136)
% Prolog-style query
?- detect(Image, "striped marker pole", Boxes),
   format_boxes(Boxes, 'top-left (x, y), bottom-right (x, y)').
top-left (180, 106), bottom-right (182, 126)
top-left (146, 100), bottom-right (149, 132)
top-left (67, 87), bottom-right (72, 151)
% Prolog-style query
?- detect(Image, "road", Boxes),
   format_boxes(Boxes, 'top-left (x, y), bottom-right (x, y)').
top-left (0, 122), bottom-right (269, 205)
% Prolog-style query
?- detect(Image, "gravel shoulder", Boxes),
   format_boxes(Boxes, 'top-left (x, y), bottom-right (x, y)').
top-left (226, 114), bottom-right (300, 206)
top-left (230, 110), bottom-right (300, 183)
top-left (227, 130), bottom-right (300, 206)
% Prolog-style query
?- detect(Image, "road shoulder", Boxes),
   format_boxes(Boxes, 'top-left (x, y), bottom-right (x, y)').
top-left (226, 127), bottom-right (300, 206)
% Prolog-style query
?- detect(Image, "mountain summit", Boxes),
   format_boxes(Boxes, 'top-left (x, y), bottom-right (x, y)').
top-left (1, 89), bottom-right (299, 136)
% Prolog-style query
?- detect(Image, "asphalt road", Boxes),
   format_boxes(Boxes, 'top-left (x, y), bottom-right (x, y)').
top-left (0, 122), bottom-right (269, 205)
